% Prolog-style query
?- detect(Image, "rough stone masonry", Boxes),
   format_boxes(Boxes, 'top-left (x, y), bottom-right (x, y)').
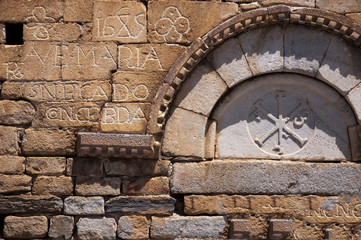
top-left (0, 0), bottom-right (361, 239)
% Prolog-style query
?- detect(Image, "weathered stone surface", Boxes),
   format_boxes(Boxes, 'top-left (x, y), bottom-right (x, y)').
top-left (317, 35), bottom-right (361, 94)
top-left (26, 157), bottom-right (66, 175)
top-left (260, 0), bottom-right (315, 7)
top-left (238, 25), bottom-right (283, 74)
top-left (0, 195), bottom-right (63, 214)
top-left (148, 1), bottom-right (238, 43)
top-left (185, 195), bottom-right (361, 224)
top-left (206, 37), bottom-right (253, 88)
top-left (0, 45), bottom-right (23, 81)
top-left (77, 217), bottom-right (117, 240)
top-left (3, 216), bottom-right (48, 239)
top-left (0, 156), bottom-right (25, 174)
top-left (316, 0), bottom-right (361, 13)
top-left (70, 158), bottom-right (104, 176)
top-left (0, 126), bottom-right (22, 155)
top-left (213, 74), bottom-right (356, 160)
top-left (14, 42), bottom-right (62, 81)
top-left (240, 2), bottom-right (261, 11)
top-left (141, 160), bottom-right (171, 176)
top-left (346, 13), bottom-right (361, 25)
top-left (0, 23), bottom-right (5, 44)
top-left (349, 125), bottom-right (361, 161)
top-left (173, 59), bottom-right (227, 116)
top-left (100, 103), bottom-right (150, 133)
top-left (22, 128), bottom-right (75, 156)
top-left (284, 25), bottom-right (331, 76)
top-left (112, 71), bottom-right (165, 102)
top-left (76, 177), bottom-right (121, 196)
top-left (2, 80), bottom-right (111, 102)
top-left (65, 0), bottom-right (93, 22)
top-left (172, 160), bottom-right (361, 195)
top-left (33, 102), bottom-right (101, 128)
top-left (162, 107), bottom-right (207, 158)
top-left (49, 215), bottom-right (74, 239)
top-left (33, 176), bottom-right (73, 195)
top-left (118, 44), bottom-right (186, 71)
top-left (347, 84), bottom-right (361, 122)
top-left (24, 23), bottom-right (81, 41)
top-left (93, 1), bottom-right (146, 43)
top-left (64, 196), bottom-right (104, 215)
top-left (0, 0), bottom-right (63, 22)
top-left (104, 158), bottom-right (141, 176)
top-left (123, 177), bottom-right (169, 195)
top-left (229, 219), bottom-right (250, 239)
top-left (268, 219), bottom-right (293, 240)
top-left (66, 157), bottom-right (73, 176)
top-left (151, 215), bottom-right (227, 238)
top-left (0, 175), bottom-right (32, 194)
top-left (0, 100), bottom-right (35, 125)
top-left (117, 215), bottom-right (150, 239)
top-left (62, 42), bottom-right (117, 80)
top-left (105, 196), bottom-right (175, 215)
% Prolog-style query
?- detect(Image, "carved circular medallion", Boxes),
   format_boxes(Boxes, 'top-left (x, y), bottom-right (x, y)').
top-left (247, 89), bottom-right (315, 156)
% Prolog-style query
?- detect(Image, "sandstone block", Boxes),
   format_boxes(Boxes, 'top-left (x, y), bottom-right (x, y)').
top-left (0, 46), bottom-right (23, 80)
top-left (104, 158), bottom-right (141, 176)
top-left (76, 177), bottom-right (121, 196)
top-left (0, 175), bottom-right (31, 194)
top-left (49, 215), bottom-right (74, 239)
top-left (62, 42), bottom-right (117, 80)
top-left (260, 0), bottom-right (315, 7)
top-left (32, 176), bottom-right (73, 195)
top-left (13, 41), bottom-right (62, 81)
top-left (24, 23), bottom-right (81, 41)
top-left (0, 156), bottom-right (25, 174)
top-left (151, 215), bottom-right (227, 238)
top-left (140, 160), bottom-right (170, 176)
top-left (317, 35), bottom-right (361, 94)
top-left (26, 157), bottom-right (66, 175)
top-left (268, 219), bottom-right (293, 240)
top-left (238, 25), bottom-right (283, 74)
top-left (284, 25), bottom-right (331, 76)
top-left (229, 219), bottom-right (250, 239)
top-left (64, 196), bottom-right (104, 215)
top-left (33, 102), bottom-right (102, 128)
top-left (65, 0), bottom-right (93, 22)
top-left (2, 80), bottom-right (111, 102)
top-left (112, 71), bottom-right (165, 102)
top-left (3, 216), bottom-right (48, 239)
top-left (347, 84), bottom-right (361, 122)
top-left (173, 59), bottom-right (227, 116)
top-left (162, 107), bottom-right (207, 158)
top-left (148, 1), bottom-right (238, 43)
top-left (100, 103), bottom-right (150, 133)
top-left (346, 13), bottom-right (361, 25)
top-left (93, 1), bottom-right (146, 43)
top-left (123, 177), bottom-right (169, 195)
top-left (70, 158), bottom-right (104, 176)
top-left (0, 0), bottom-right (63, 22)
top-left (317, 0), bottom-right (361, 13)
top-left (0, 100), bottom-right (35, 125)
top-left (0, 126), bottom-right (22, 155)
top-left (118, 215), bottom-right (150, 239)
top-left (171, 161), bottom-right (361, 195)
top-left (105, 196), bottom-right (175, 215)
top-left (77, 217), bottom-right (117, 240)
top-left (22, 128), bottom-right (75, 156)
top-left (0, 195), bottom-right (63, 214)
top-left (206, 37), bottom-right (253, 88)
top-left (118, 44), bottom-right (185, 72)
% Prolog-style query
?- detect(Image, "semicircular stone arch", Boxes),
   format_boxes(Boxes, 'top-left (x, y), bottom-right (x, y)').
top-left (159, 9), bottom-right (361, 161)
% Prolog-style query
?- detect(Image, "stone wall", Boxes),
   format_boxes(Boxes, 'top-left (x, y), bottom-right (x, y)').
top-left (0, 0), bottom-right (361, 239)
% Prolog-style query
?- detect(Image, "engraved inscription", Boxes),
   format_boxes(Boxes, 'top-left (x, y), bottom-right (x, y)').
top-left (24, 6), bottom-right (56, 40)
top-left (118, 45), bottom-right (164, 70)
top-left (93, 1), bottom-right (146, 42)
top-left (155, 6), bottom-right (190, 42)
top-left (4, 62), bottom-right (24, 80)
top-left (113, 83), bottom-right (149, 102)
top-left (247, 90), bottom-right (315, 156)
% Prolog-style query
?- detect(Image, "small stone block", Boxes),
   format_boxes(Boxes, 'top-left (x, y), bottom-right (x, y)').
top-left (3, 216), bottom-right (48, 239)
top-left (229, 219), bottom-right (250, 239)
top-left (117, 215), bottom-right (150, 239)
top-left (269, 219), bottom-right (293, 240)
top-left (49, 215), bottom-right (74, 239)
top-left (77, 217), bottom-right (117, 240)
top-left (64, 196), bottom-right (104, 215)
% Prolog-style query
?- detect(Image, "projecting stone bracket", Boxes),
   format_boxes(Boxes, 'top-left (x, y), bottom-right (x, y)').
top-left (76, 133), bottom-right (159, 159)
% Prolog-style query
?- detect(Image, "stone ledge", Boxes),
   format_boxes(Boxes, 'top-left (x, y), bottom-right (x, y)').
top-left (77, 132), bottom-right (158, 159)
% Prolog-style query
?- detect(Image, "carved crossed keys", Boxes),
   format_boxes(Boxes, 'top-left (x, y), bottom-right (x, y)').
top-left (249, 90), bottom-right (313, 155)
